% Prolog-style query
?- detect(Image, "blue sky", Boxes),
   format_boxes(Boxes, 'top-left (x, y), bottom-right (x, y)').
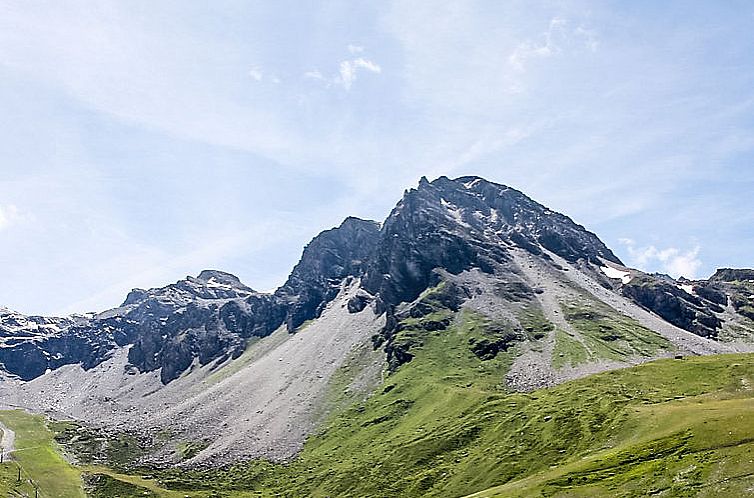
top-left (1, 1), bottom-right (753, 315)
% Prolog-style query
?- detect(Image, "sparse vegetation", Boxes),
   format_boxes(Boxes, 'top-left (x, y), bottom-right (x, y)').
top-left (517, 304), bottom-right (554, 341)
top-left (552, 329), bottom-right (590, 368)
top-left (84, 472), bottom-right (159, 498)
top-left (176, 440), bottom-right (209, 461)
top-left (562, 301), bottom-right (673, 361)
top-left (51, 419), bottom-right (147, 471)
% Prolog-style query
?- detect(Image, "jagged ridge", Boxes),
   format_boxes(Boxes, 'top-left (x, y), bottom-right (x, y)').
top-left (0, 175), bottom-right (752, 386)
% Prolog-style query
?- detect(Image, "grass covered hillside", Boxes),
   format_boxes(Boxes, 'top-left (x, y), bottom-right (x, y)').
top-left (156, 310), bottom-right (754, 498)
top-left (0, 410), bottom-right (85, 498)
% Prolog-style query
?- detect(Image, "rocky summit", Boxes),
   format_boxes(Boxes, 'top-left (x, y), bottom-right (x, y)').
top-left (1, 175), bottom-right (753, 475)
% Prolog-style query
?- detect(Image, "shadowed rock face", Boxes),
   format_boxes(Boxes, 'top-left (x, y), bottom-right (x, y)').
top-left (708, 269), bottom-right (754, 322)
top-left (275, 217), bottom-right (381, 331)
top-left (617, 268), bottom-right (754, 339)
top-left (621, 277), bottom-right (722, 338)
top-left (0, 271), bottom-right (287, 383)
top-left (116, 270), bottom-right (289, 383)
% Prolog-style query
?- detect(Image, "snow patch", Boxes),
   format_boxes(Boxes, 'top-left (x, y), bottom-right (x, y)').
top-left (489, 209), bottom-right (499, 224)
top-left (748, 295), bottom-right (754, 300)
top-left (463, 178), bottom-right (481, 189)
top-left (679, 284), bottom-right (695, 295)
top-left (205, 277), bottom-right (232, 289)
top-left (440, 198), bottom-right (472, 228)
top-left (600, 266), bottom-right (632, 284)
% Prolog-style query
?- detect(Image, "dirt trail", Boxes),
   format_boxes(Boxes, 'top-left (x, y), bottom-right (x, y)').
top-left (0, 421), bottom-right (15, 458)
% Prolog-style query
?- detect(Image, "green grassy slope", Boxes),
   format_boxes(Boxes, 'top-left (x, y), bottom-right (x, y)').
top-left (0, 411), bottom-right (217, 497)
top-left (0, 410), bottom-right (85, 498)
top-left (467, 379), bottom-right (754, 496)
top-left (158, 310), bottom-right (754, 498)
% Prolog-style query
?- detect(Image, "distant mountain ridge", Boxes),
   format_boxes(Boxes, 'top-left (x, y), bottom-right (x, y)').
top-left (1, 175), bottom-right (752, 387)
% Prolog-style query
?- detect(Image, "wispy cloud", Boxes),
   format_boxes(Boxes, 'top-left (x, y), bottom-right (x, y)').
top-left (248, 66), bottom-right (263, 81)
top-left (574, 25), bottom-right (599, 52)
top-left (0, 205), bottom-right (21, 230)
top-left (509, 17), bottom-right (568, 71)
top-left (338, 57), bottom-right (381, 90)
top-left (248, 66), bottom-right (280, 84)
top-left (508, 17), bottom-right (599, 71)
top-left (620, 239), bottom-right (703, 279)
top-left (305, 54), bottom-right (382, 91)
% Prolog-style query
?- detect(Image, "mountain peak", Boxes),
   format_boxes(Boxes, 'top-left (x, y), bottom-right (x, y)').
top-left (195, 269), bottom-right (246, 287)
top-left (275, 216), bottom-right (381, 331)
top-left (339, 216), bottom-right (380, 230)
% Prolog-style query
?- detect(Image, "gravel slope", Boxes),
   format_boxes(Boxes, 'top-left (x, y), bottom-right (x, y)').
top-left (0, 282), bottom-right (385, 465)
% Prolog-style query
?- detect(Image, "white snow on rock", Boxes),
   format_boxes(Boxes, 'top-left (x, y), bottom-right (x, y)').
top-left (440, 198), bottom-right (472, 229)
top-left (680, 284), bottom-right (695, 295)
top-left (600, 265), bottom-right (632, 284)
top-left (489, 209), bottom-right (499, 224)
top-left (463, 178), bottom-right (481, 189)
top-left (205, 277), bottom-right (232, 289)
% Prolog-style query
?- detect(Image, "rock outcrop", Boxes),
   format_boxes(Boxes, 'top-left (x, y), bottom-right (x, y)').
top-left (275, 217), bottom-right (380, 331)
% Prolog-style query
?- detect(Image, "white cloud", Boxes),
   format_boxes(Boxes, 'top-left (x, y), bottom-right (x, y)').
top-left (509, 17), bottom-right (567, 71)
top-left (337, 57), bottom-right (381, 90)
top-left (347, 44), bottom-right (364, 54)
top-left (248, 66), bottom-right (263, 81)
top-left (620, 240), bottom-right (702, 279)
top-left (0, 205), bottom-right (21, 230)
top-left (507, 16), bottom-right (598, 72)
top-left (575, 25), bottom-right (599, 52)
top-left (305, 56), bottom-right (382, 91)
top-left (304, 70), bottom-right (324, 81)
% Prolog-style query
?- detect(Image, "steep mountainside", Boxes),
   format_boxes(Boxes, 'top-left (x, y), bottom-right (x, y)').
top-left (275, 216), bottom-right (381, 331)
top-left (1, 175), bottom-right (753, 473)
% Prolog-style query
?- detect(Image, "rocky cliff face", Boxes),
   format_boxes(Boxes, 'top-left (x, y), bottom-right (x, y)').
top-left (608, 268), bottom-right (754, 340)
top-left (121, 270), bottom-right (287, 383)
top-left (0, 309), bottom-right (115, 381)
top-left (275, 217), bottom-right (381, 331)
top-left (363, 175), bottom-right (621, 309)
